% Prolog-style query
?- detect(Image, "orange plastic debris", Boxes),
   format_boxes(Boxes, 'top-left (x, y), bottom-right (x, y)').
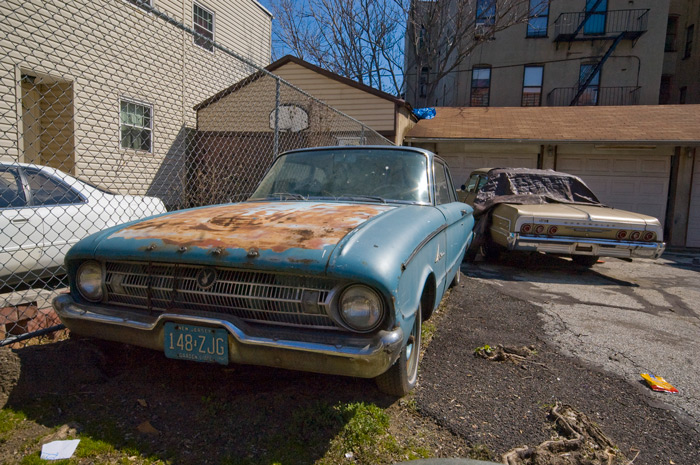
top-left (641, 373), bottom-right (679, 393)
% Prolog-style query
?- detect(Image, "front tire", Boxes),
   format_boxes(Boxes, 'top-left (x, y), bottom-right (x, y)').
top-left (375, 304), bottom-right (421, 397)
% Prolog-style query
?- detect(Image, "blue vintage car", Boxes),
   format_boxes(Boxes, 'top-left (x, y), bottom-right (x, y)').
top-left (53, 146), bottom-right (474, 396)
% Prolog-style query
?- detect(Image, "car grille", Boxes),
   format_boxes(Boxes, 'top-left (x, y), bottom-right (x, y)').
top-left (104, 261), bottom-right (340, 330)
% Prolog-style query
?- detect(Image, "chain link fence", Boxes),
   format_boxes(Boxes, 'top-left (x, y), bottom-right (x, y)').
top-left (1, 0), bottom-right (391, 347)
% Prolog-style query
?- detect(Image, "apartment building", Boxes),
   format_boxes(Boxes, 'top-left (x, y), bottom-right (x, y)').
top-left (0, 0), bottom-right (272, 206)
top-left (662, 0), bottom-right (700, 104)
top-left (404, 0), bottom-right (669, 108)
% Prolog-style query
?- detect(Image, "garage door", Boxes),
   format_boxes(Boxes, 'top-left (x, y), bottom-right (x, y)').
top-left (556, 149), bottom-right (671, 226)
top-left (434, 142), bottom-right (539, 189)
top-left (686, 156), bottom-right (700, 247)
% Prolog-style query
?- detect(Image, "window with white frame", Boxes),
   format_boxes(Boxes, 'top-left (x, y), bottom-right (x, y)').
top-left (193, 3), bottom-right (215, 52)
top-left (120, 99), bottom-right (153, 152)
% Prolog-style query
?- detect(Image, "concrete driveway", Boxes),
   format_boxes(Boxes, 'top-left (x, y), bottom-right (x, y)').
top-left (462, 251), bottom-right (700, 433)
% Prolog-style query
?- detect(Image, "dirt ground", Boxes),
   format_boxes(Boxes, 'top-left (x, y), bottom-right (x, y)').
top-left (416, 278), bottom-right (700, 464)
top-left (1, 275), bottom-right (698, 464)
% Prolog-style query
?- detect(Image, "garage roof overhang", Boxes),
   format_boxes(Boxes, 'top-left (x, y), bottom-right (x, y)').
top-left (404, 106), bottom-right (700, 146)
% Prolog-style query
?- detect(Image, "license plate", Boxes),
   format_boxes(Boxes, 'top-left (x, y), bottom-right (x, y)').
top-left (164, 322), bottom-right (229, 365)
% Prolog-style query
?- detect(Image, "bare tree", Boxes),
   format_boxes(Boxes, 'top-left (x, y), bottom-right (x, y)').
top-left (405, 0), bottom-right (544, 105)
top-left (271, 0), bottom-right (546, 102)
top-left (271, 0), bottom-right (405, 94)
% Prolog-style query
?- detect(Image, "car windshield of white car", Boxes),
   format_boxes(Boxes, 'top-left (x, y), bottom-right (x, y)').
top-left (250, 149), bottom-right (431, 204)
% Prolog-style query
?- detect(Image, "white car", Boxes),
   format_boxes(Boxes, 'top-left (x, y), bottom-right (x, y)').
top-left (1, 162), bottom-right (166, 285)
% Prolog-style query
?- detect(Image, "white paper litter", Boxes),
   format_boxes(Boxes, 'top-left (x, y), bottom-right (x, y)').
top-left (40, 439), bottom-right (80, 460)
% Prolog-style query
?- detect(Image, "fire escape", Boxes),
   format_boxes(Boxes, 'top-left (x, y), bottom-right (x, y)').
top-left (548, 4), bottom-right (649, 106)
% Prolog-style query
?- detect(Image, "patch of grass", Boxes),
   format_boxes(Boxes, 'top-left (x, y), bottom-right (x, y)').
top-left (473, 344), bottom-right (492, 355)
top-left (0, 409), bottom-right (27, 438)
top-left (319, 402), bottom-right (430, 465)
top-left (469, 443), bottom-right (494, 461)
top-left (74, 436), bottom-right (115, 457)
top-left (421, 319), bottom-right (438, 347)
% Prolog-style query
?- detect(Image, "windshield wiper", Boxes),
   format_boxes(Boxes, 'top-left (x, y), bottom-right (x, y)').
top-left (266, 192), bottom-right (307, 200)
top-left (335, 194), bottom-right (387, 204)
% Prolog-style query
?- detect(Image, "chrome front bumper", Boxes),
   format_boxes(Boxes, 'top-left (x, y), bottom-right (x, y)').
top-left (53, 294), bottom-right (404, 378)
top-left (504, 233), bottom-right (666, 259)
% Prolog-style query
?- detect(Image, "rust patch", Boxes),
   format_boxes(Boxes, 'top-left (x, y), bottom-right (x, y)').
top-left (109, 202), bottom-right (394, 252)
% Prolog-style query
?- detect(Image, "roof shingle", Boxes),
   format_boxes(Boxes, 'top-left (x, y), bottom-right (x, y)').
top-left (405, 106), bottom-right (700, 143)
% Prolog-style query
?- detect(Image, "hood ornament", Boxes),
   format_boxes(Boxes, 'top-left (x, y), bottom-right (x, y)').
top-left (247, 247), bottom-right (259, 258)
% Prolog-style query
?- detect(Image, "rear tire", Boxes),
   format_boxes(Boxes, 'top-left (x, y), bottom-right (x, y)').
top-left (375, 304), bottom-right (421, 397)
top-left (480, 239), bottom-right (501, 261)
top-left (572, 255), bottom-right (599, 267)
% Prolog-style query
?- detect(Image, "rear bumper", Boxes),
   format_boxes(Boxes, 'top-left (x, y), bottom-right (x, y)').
top-left (504, 234), bottom-right (665, 259)
top-left (53, 294), bottom-right (404, 378)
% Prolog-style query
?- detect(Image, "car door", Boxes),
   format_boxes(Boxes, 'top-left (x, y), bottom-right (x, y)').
top-left (433, 160), bottom-right (473, 294)
top-left (0, 165), bottom-right (46, 281)
top-left (22, 167), bottom-right (88, 273)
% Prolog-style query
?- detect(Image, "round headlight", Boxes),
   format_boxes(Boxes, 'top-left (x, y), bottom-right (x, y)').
top-left (77, 261), bottom-right (104, 302)
top-left (338, 285), bottom-right (384, 332)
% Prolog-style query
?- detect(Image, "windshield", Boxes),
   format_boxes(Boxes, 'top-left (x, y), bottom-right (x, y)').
top-left (250, 148), bottom-right (431, 204)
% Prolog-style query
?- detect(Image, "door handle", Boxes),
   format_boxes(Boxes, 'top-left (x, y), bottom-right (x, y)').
top-left (460, 210), bottom-right (468, 217)
top-left (11, 218), bottom-right (30, 224)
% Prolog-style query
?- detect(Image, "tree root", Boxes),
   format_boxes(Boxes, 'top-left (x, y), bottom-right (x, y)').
top-left (502, 403), bottom-right (628, 465)
top-left (474, 344), bottom-right (547, 368)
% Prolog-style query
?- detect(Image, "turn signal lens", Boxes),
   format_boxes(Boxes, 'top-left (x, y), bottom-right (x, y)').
top-left (520, 224), bottom-right (532, 234)
top-left (548, 225), bottom-right (558, 235)
top-left (630, 231), bottom-right (641, 241)
top-left (535, 224), bottom-right (545, 234)
top-left (616, 230), bottom-right (628, 240)
top-left (643, 231), bottom-right (656, 241)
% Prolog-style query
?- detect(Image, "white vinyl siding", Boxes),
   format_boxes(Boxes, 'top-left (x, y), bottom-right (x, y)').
top-left (272, 62), bottom-right (396, 133)
top-left (0, 0), bottom-right (271, 206)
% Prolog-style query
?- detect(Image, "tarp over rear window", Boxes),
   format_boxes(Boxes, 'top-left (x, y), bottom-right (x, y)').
top-left (473, 167), bottom-right (603, 217)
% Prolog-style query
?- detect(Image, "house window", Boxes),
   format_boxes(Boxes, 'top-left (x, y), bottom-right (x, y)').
top-left (665, 16), bottom-right (679, 52)
top-left (659, 74), bottom-right (672, 104)
top-left (522, 66), bottom-right (543, 106)
top-left (583, 0), bottom-right (607, 35)
top-left (120, 99), bottom-right (152, 152)
top-left (577, 64), bottom-right (600, 105)
top-left (527, 0), bottom-right (549, 38)
top-left (193, 3), bottom-right (215, 52)
top-left (476, 0), bottom-right (496, 36)
top-left (684, 24), bottom-right (694, 59)
top-left (470, 67), bottom-right (491, 107)
top-left (419, 67), bottom-right (429, 98)
top-left (680, 86), bottom-right (687, 104)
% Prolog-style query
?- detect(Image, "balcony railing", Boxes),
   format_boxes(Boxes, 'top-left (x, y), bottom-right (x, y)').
top-left (553, 9), bottom-right (649, 42)
top-left (547, 86), bottom-right (641, 106)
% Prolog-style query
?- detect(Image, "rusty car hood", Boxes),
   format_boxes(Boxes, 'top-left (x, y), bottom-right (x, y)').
top-left (88, 202), bottom-right (395, 273)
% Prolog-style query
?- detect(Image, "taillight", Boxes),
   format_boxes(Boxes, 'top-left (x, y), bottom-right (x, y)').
top-left (535, 224), bottom-right (545, 234)
top-left (548, 225), bottom-right (558, 235)
top-left (643, 231), bottom-right (656, 241)
top-left (616, 230), bottom-right (628, 240)
top-left (630, 231), bottom-right (641, 241)
top-left (520, 224), bottom-right (532, 234)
